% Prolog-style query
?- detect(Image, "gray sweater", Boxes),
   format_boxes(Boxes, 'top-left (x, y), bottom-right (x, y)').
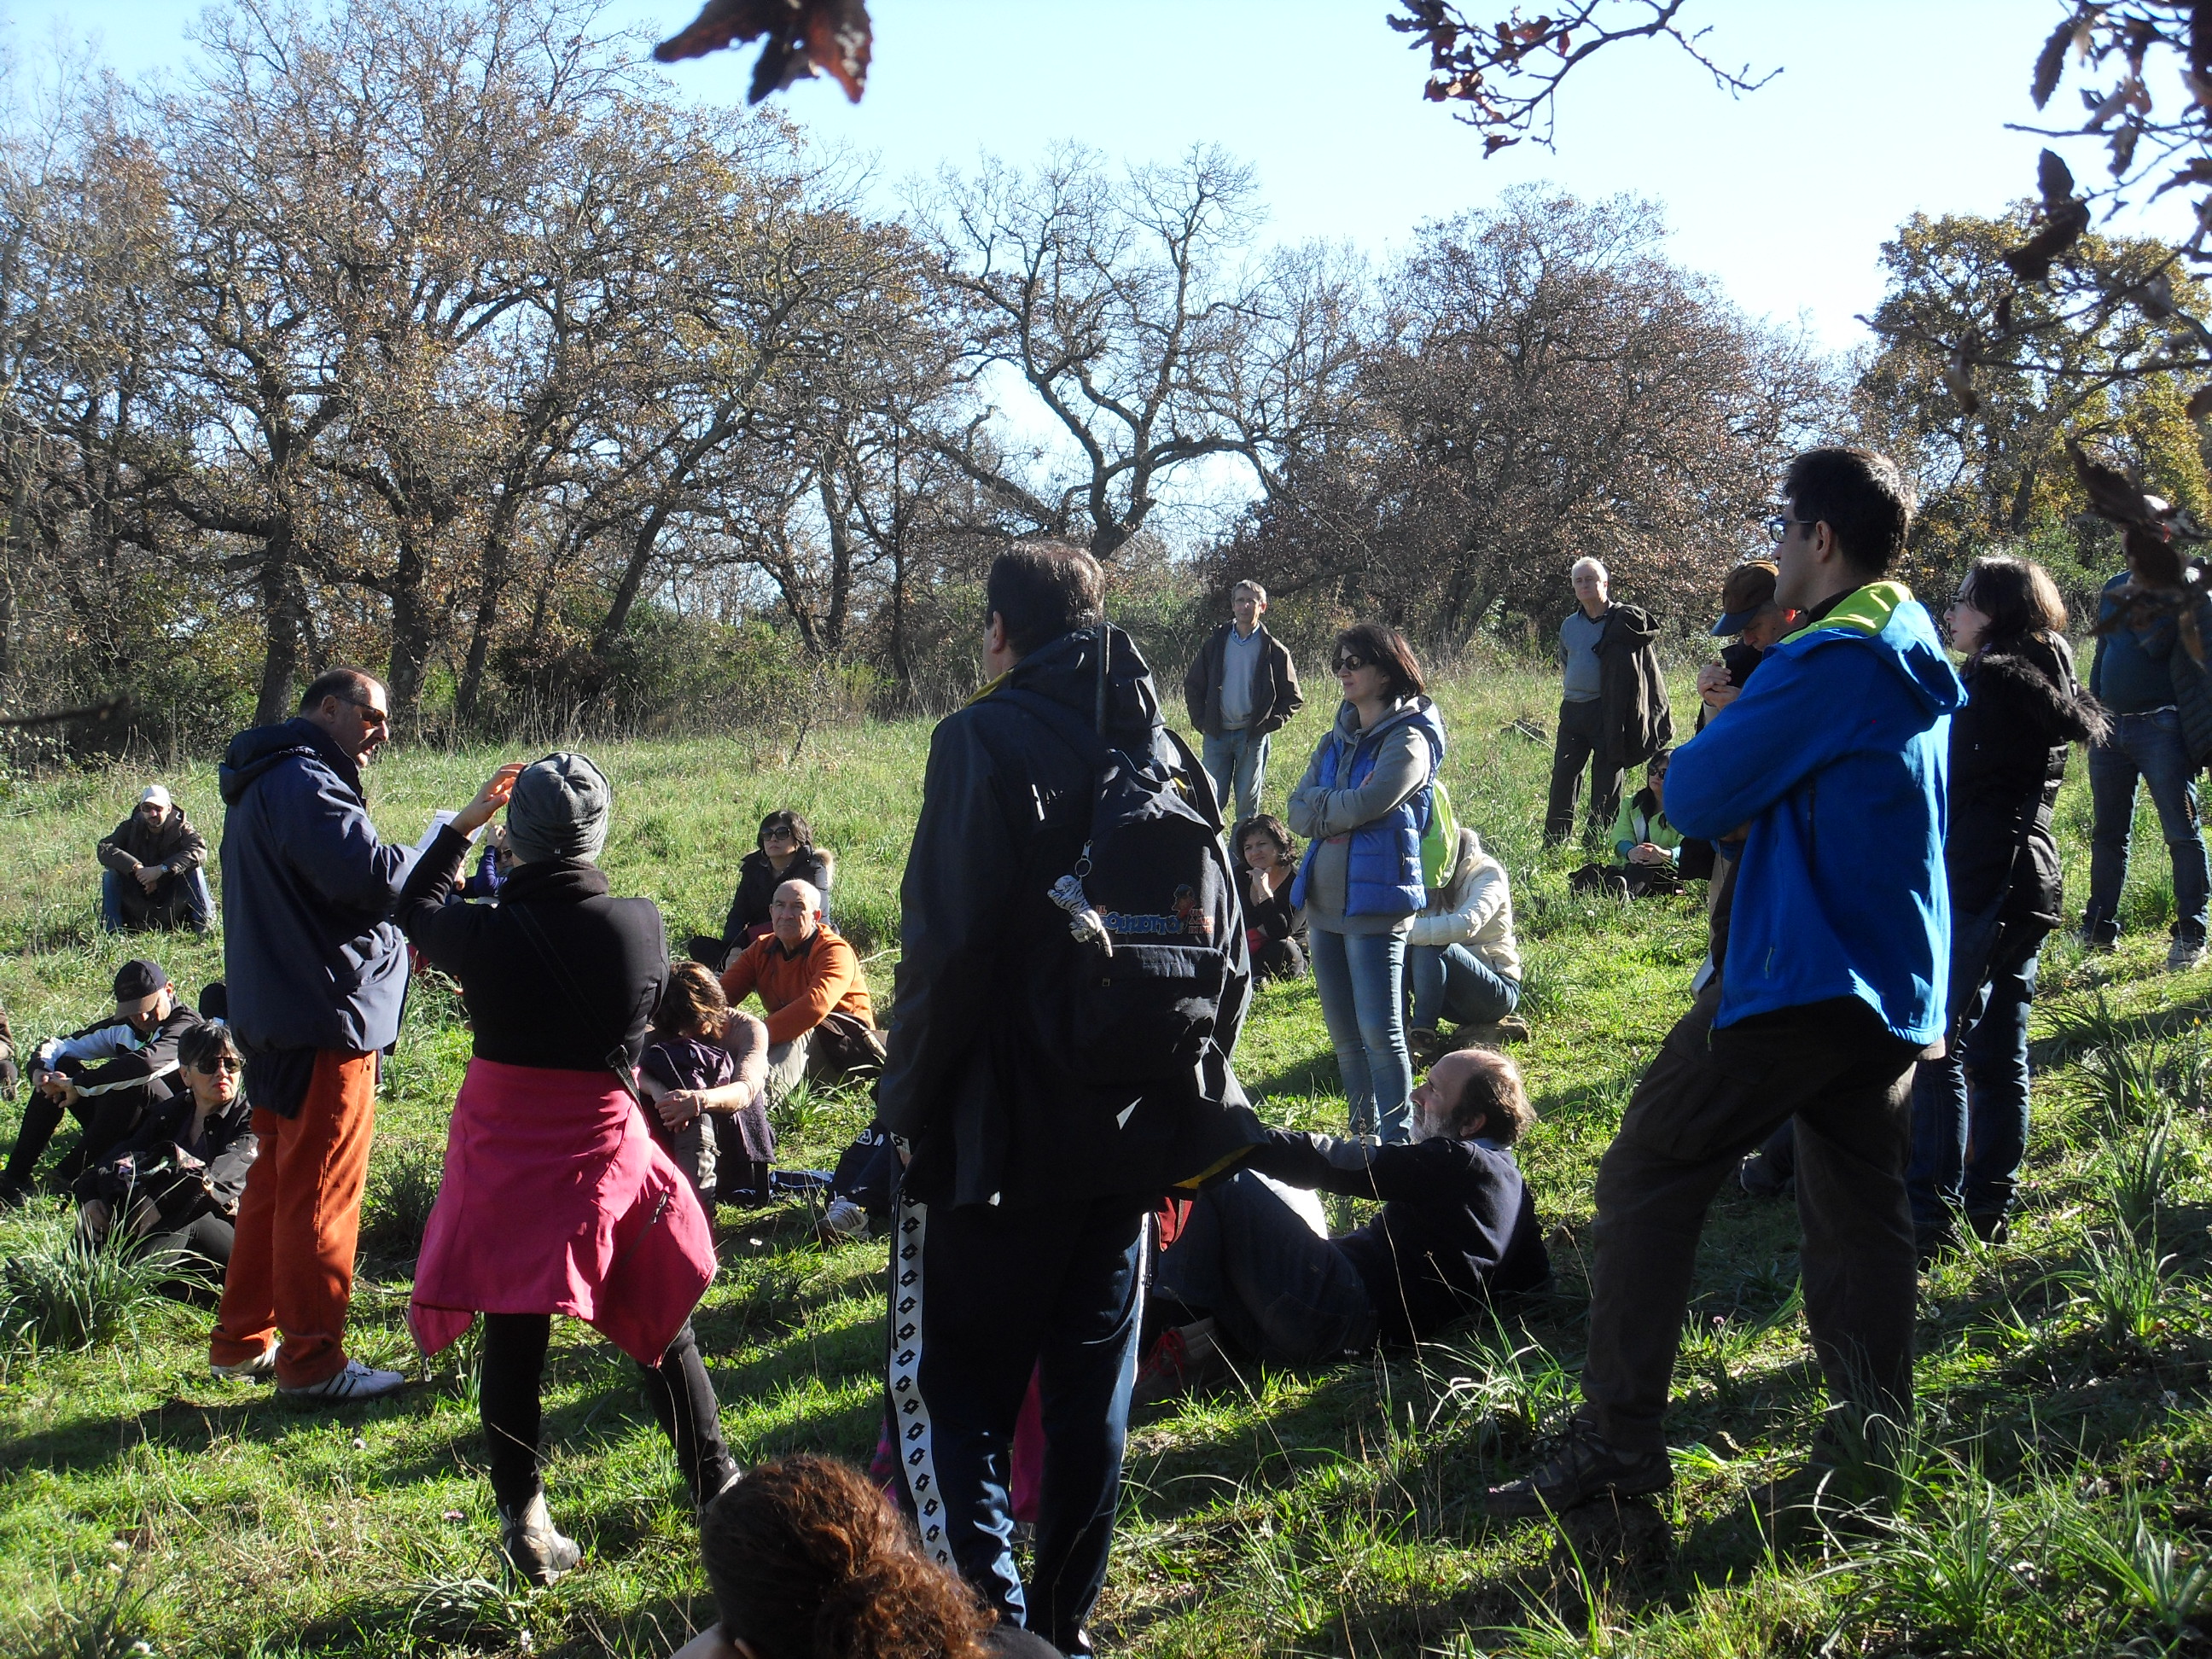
top-left (1285, 699), bottom-right (1433, 936)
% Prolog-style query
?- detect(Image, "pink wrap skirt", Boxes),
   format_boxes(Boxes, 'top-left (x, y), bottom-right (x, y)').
top-left (409, 1057), bottom-right (716, 1366)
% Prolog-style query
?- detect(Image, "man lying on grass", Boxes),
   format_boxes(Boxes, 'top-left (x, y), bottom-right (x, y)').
top-left (1135, 1046), bottom-right (1551, 1401)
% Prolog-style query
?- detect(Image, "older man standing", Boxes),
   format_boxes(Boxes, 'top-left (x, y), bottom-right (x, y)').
top-left (1544, 557), bottom-right (1672, 847)
top-left (717, 877), bottom-right (880, 1098)
top-left (1183, 579), bottom-right (1304, 825)
top-left (97, 785), bottom-right (213, 934)
top-left (208, 667), bottom-right (484, 1402)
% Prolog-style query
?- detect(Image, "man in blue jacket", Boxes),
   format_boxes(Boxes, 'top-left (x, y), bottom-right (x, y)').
top-left (1489, 447), bottom-right (1962, 1518)
top-left (207, 667), bottom-right (447, 1403)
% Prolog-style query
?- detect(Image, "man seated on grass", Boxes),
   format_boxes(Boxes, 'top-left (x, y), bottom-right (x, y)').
top-left (97, 784), bottom-right (213, 934)
top-left (1133, 1046), bottom-right (1551, 1401)
top-left (0, 958), bottom-right (204, 1207)
top-left (717, 877), bottom-right (882, 1098)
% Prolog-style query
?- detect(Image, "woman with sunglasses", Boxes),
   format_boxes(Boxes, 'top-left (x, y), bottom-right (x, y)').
top-left (1286, 624), bottom-right (1447, 1143)
top-left (692, 810), bottom-right (835, 968)
top-left (73, 1019), bottom-right (259, 1290)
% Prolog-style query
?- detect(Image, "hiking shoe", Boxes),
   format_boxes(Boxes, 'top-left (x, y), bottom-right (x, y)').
top-left (1483, 1414), bottom-right (1671, 1519)
top-left (1738, 1150), bottom-right (1791, 1200)
top-left (1132, 1320), bottom-right (1220, 1407)
top-left (1470, 1015), bottom-right (1532, 1045)
top-left (820, 1196), bottom-right (872, 1244)
top-left (1407, 1027), bottom-right (1445, 1068)
top-left (277, 1358), bottom-right (405, 1404)
top-left (210, 1341), bottom-right (280, 1382)
top-left (1965, 1210), bottom-right (2011, 1247)
top-left (2168, 936), bottom-right (2207, 973)
top-left (498, 1492), bottom-right (581, 1586)
top-left (0, 1174), bottom-right (33, 1211)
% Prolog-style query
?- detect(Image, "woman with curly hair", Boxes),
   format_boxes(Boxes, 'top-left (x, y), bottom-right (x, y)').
top-left (674, 1455), bottom-right (1057, 1659)
top-left (1231, 813), bottom-right (1306, 982)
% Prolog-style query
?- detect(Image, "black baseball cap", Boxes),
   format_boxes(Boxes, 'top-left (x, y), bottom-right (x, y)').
top-left (113, 958), bottom-right (170, 1002)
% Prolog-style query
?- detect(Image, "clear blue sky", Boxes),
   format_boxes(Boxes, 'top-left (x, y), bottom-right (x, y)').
top-left (3, 0), bottom-right (2182, 354)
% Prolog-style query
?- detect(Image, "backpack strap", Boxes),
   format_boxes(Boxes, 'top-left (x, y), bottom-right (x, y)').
top-left (995, 687), bottom-right (1116, 775)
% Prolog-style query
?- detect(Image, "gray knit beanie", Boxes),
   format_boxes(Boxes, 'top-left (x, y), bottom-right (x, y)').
top-left (505, 751), bottom-right (611, 864)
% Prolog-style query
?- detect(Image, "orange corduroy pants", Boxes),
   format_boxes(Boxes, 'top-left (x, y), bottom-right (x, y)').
top-left (209, 1050), bottom-right (378, 1389)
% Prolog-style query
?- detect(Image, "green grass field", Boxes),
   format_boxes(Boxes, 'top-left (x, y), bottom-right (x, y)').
top-left (1, 655), bottom-right (2208, 1657)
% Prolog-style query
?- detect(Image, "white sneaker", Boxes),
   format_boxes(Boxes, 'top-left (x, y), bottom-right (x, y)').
top-left (277, 1358), bottom-right (405, 1403)
top-left (210, 1341), bottom-right (280, 1382)
top-left (2169, 937), bottom-right (2207, 973)
top-left (822, 1196), bottom-right (871, 1243)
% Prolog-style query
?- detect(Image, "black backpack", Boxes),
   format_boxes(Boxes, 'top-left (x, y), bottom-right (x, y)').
top-left (998, 678), bottom-right (1239, 1089)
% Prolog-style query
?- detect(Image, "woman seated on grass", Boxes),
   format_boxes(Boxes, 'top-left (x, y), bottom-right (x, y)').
top-left (73, 1019), bottom-right (257, 1295)
top-left (692, 810), bottom-right (835, 967)
top-left (1133, 1045), bottom-right (1551, 1402)
top-left (1406, 825), bottom-right (1524, 1065)
top-left (673, 1454), bottom-right (1057, 1659)
top-left (639, 961), bottom-right (772, 1217)
top-left (1232, 813), bottom-right (1306, 981)
top-left (1571, 749), bottom-right (1685, 899)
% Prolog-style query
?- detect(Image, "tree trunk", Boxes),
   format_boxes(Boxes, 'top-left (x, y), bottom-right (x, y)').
top-left (253, 528), bottom-right (306, 727)
top-left (454, 542), bottom-right (507, 726)
top-left (384, 544), bottom-right (434, 722)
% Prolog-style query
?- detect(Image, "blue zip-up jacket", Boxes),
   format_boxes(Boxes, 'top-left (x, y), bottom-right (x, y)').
top-left (1289, 697), bottom-right (1446, 920)
top-left (217, 719), bottom-right (411, 1057)
top-left (1664, 582), bottom-right (1963, 1043)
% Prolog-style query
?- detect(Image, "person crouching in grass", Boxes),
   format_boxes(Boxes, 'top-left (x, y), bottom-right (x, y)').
top-left (639, 962), bottom-right (773, 1220)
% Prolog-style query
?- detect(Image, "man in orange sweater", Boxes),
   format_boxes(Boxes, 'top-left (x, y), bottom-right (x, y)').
top-left (718, 878), bottom-right (881, 1096)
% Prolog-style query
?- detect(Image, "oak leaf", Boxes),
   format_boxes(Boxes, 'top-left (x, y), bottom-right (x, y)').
top-left (652, 0), bottom-right (871, 105)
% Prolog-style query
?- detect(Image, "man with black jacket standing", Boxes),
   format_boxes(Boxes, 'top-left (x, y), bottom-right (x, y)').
top-left (207, 667), bottom-right (474, 1403)
top-left (1183, 579), bottom-right (1303, 824)
top-left (880, 543), bottom-right (1261, 1656)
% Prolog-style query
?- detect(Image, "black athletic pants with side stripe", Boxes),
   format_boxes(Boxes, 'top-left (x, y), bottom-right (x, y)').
top-left (888, 1187), bottom-right (1148, 1652)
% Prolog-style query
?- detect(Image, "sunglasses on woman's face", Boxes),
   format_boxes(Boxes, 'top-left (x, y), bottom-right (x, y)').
top-left (1334, 655), bottom-right (1371, 673)
top-left (196, 1057), bottom-right (242, 1075)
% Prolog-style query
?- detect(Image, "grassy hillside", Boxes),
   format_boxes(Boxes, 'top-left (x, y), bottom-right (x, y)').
top-left (0, 653), bottom-right (2207, 1658)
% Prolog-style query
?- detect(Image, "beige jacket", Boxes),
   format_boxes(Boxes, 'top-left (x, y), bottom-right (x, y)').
top-left (1406, 828), bottom-right (1521, 981)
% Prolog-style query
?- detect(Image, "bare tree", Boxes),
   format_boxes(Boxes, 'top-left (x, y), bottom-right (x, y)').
top-left (919, 143), bottom-right (1325, 559)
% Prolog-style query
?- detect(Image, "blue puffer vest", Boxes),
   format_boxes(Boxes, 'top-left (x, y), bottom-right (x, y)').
top-left (1292, 699), bottom-right (1447, 918)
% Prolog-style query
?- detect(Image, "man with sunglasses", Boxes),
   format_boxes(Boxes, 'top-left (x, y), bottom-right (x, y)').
top-left (207, 667), bottom-right (462, 1401)
top-left (1489, 447), bottom-right (1963, 1519)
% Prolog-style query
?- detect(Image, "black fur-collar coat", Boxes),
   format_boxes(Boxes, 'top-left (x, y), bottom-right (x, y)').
top-left (1947, 632), bottom-right (2108, 926)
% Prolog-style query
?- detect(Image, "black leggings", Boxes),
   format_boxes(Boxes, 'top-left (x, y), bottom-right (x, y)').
top-left (478, 1313), bottom-right (736, 1513)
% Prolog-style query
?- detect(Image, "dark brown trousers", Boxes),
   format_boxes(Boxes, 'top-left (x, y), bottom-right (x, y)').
top-left (1580, 984), bottom-right (1920, 1455)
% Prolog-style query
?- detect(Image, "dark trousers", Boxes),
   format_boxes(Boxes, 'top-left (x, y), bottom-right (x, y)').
top-left (5, 1091), bottom-right (141, 1189)
top-left (479, 1313), bottom-right (736, 1513)
top-left (1154, 1171), bottom-right (1377, 1363)
top-left (888, 1188), bottom-right (1147, 1651)
top-left (141, 1212), bottom-right (236, 1299)
top-left (1545, 698), bottom-right (1623, 846)
top-left (1908, 946), bottom-right (2040, 1235)
top-left (1582, 985), bottom-right (1919, 1455)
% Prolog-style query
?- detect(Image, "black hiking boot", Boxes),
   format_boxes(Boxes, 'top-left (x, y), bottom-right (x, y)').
top-left (1484, 1413), bottom-right (1672, 1519)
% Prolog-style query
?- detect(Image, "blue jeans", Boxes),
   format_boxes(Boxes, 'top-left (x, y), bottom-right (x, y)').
top-left (102, 867), bottom-right (213, 932)
top-left (1406, 942), bottom-right (1521, 1030)
top-left (1154, 1170), bottom-right (1378, 1362)
top-left (1308, 925), bottom-right (1412, 1142)
top-left (1906, 950), bottom-right (2038, 1235)
top-left (2084, 709), bottom-right (2210, 944)
top-left (1201, 727), bottom-right (1270, 828)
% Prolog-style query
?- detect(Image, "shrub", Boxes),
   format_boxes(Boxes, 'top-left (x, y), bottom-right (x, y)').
top-left (0, 1217), bottom-right (176, 1355)
top-left (360, 1139), bottom-right (445, 1263)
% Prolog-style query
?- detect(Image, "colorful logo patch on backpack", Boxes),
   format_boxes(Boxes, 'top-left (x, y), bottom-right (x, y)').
top-left (1102, 884), bottom-right (1214, 940)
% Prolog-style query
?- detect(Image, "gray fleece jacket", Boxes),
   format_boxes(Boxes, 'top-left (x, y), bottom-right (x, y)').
top-left (1285, 697), bottom-right (1435, 936)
